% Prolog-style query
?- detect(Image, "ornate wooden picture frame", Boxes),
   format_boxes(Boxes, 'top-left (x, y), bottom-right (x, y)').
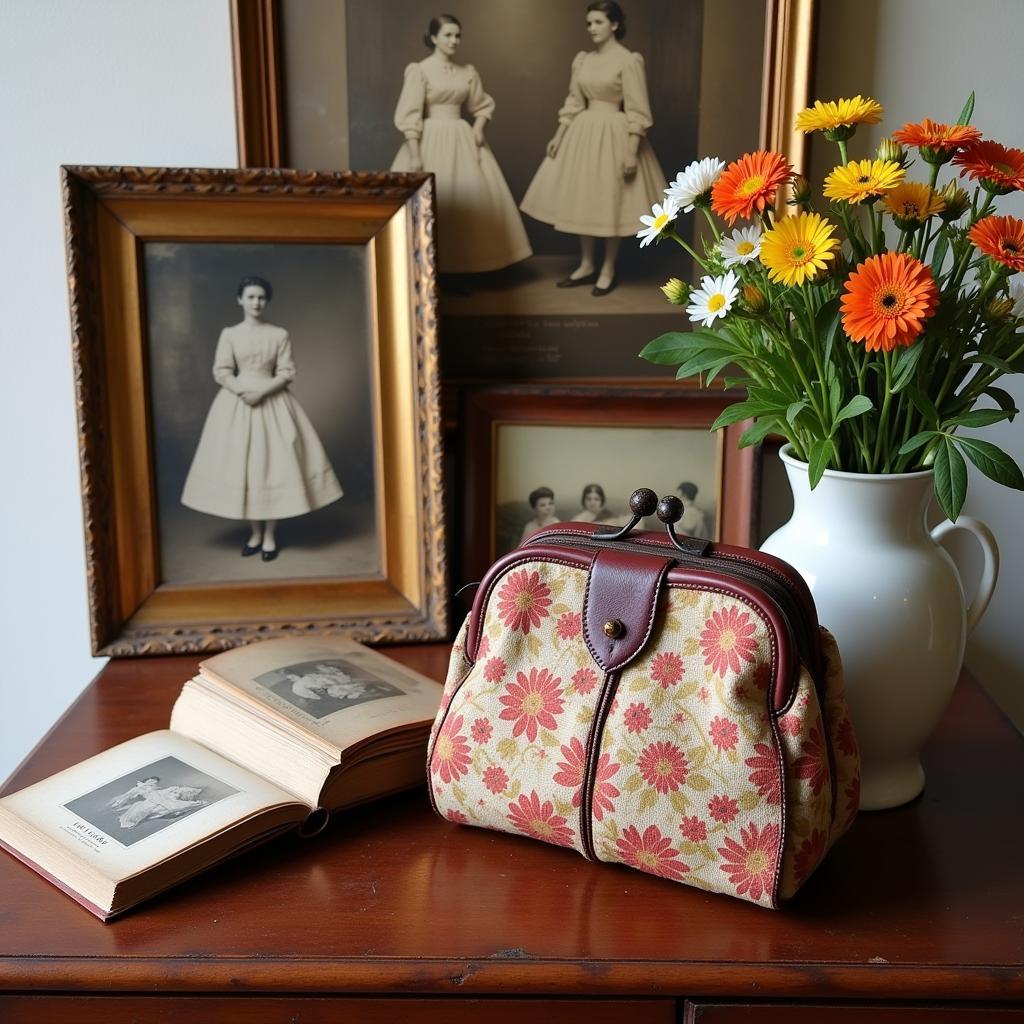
top-left (457, 384), bottom-right (757, 586)
top-left (230, 0), bottom-right (818, 382)
top-left (64, 166), bottom-right (446, 656)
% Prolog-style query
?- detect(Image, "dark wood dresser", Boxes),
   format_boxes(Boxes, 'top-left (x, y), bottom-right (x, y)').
top-left (1, 648), bottom-right (1021, 1021)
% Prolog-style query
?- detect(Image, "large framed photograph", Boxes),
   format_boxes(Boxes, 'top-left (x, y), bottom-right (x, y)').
top-left (458, 385), bottom-right (757, 584)
top-left (65, 166), bottom-right (446, 655)
top-left (232, 0), bottom-right (817, 380)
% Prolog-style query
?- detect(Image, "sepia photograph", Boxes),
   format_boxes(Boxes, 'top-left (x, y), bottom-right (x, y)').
top-left (145, 242), bottom-right (378, 585)
top-left (254, 658), bottom-right (407, 721)
top-left (494, 423), bottom-right (718, 556)
top-left (63, 756), bottom-right (238, 848)
top-left (347, 0), bottom-right (700, 378)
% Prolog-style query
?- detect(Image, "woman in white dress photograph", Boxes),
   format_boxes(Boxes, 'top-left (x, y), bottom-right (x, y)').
top-left (180, 276), bottom-right (344, 562)
top-left (391, 13), bottom-right (532, 279)
top-left (520, 1), bottom-right (668, 297)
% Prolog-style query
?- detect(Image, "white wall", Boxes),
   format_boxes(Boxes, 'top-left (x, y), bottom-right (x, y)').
top-left (0, 1), bottom-right (236, 782)
top-left (813, 0), bottom-right (1024, 728)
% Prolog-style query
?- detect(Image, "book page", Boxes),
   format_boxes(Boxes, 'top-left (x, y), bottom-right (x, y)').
top-left (199, 637), bottom-right (443, 750)
top-left (0, 731), bottom-right (301, 884)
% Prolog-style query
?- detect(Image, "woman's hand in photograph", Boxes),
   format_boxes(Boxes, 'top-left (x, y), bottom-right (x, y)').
top-left (239, 389), bottom-right (263, 407)
top-left (622, 155), bottom-right (638, 181)
top-left (546, 135), bottom-right (562, 159)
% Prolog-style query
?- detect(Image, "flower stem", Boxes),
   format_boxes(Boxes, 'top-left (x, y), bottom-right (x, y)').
top-left (873, 349), bottom-right (894, 471)
top-left (701, 207), bottom-right (721, 243)
top-left (668, 229), bottom-right (710, 272)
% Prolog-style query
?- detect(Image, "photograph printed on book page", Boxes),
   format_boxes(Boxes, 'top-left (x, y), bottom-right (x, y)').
top-left (200, 638), bottom-right (444, 748)
top-left (0, 731), bottom-right (300, 883)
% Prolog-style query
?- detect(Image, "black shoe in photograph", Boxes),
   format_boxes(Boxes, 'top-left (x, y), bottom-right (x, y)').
top-left (555, 271), bottom-right (598, 288)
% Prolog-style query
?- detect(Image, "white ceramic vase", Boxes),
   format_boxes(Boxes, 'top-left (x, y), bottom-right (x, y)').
top-left (760, 445), bottom-right (999, 811)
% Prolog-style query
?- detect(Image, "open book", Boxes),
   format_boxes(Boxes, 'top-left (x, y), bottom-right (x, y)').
top-left (0, 637), bottom-right (443, 920)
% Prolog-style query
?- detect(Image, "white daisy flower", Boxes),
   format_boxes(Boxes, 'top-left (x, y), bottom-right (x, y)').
top-left (1009, 278), bottom-right (1024, 319)
top-left (636, 198), bottom-right (680, 248)
top-left (686, 271), bottom-right (739, 328)
top-left (665, 157), bottom-right (726, 212)
top-left (720, 225), bottom-right (763, 267)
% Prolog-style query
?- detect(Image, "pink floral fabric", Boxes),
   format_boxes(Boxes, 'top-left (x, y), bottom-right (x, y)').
top-left (429, 559), bottom-right (859, 908)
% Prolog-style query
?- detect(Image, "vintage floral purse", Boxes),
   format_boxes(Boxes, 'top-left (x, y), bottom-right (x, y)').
top-left (427, 489), bottom-right (860, 908)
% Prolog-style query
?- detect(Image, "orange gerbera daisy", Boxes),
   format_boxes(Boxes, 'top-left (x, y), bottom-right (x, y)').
top-left (969, 215), bottom-right (1024, 272)
top-left (953, 139), bottom-right (1024, 194)
top-left (841, 252), bottom-right (939, 352)
top-left (892, 118), bottom-right (982, 160)
top-left (711, 151), bottom-right (791, 225)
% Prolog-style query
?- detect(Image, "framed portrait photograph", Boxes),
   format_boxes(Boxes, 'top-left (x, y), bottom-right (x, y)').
top-left (458, 385), bottom-right (757, 584)
top-left (64, 165), bottom-right (446, 655)
top-left (232, 0), bottom-right (817, 380)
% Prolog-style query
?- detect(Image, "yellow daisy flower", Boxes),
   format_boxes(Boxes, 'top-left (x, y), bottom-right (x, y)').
top-left (795, 96), bottom-right (884, 139)
top-left (760, 212), bottom-right (840, 287)
top-left (882, 183), bottom-right (945, 228)
top-left (823, 159), bottom-right (905, 204)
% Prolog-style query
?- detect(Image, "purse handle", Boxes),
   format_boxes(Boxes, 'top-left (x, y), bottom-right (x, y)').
top-left (605, 487), bottom-right (708, 556)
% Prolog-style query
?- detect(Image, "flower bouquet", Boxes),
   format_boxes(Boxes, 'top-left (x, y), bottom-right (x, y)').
top-left (637, 93), bottom-right (1023, 520)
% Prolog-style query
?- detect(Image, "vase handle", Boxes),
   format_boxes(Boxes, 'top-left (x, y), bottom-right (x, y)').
top-left (930, 517), bottom-right (1000, 634)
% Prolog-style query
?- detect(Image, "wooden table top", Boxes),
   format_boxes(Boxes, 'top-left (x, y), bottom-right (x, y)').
top-left (1, 647), bottom-right (1022, 1001)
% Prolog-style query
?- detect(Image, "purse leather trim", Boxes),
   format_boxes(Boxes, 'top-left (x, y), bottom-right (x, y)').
top-left (468, 546), bottom-right (799, 712)
top-left (582, 548), bottom-right (673, 672)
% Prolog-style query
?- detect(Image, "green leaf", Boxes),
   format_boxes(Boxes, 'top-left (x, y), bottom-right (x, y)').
top-left (956, 90), bottom-right (976, 126)
top-left (966, 353), bottom-right (1016, 374)
top-left (780, 289), bottom-right (814, 342)
top-left (711, 400), bottom-right (769, 430)
top-left (674, 351), bottom-right (737, 380)
top-left (954, 436), bottom-right (1024, 489)
top-left (891, 343), bottom-right (924, 393)
top-left (831, 395), bottom-right (873, 433)
top-left (946, 408), bottom-right (1015, 428)
top-left (907, 385), bottom-right (940, 429)
top-left (814, 297), bottom-right (842, 366)
top-left (639, 332), bottom-right (706, 365)
top-left (689, 327), bottom-right (742, 349)
top-left (983, 386), bottom-right (1019, 422)
top-left (786, 400), bottom-right (809, 427)
top-left (826, 375), bottom-right (840, 419)
top-left (702, 356), bottom-right (735, 388)
top-left (738, 419), bottom-right (777, 448)
top-left (898, 430), bottom-right (937, 456)
top-left (808, 437), bottom-right (835, 488)
top-left (931, 232), bottom-right (950, 278)
top-left (933, 436), bottom-right (968, 521)
top-left (748, 385), bottom-right (795, 407)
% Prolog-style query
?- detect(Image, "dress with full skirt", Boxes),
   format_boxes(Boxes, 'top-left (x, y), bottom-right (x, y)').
top-left (390, 57), bottom-right (532, 273)
top-left (520, 46), bottom-right (667, 237)
top-left (181, 323), bottom-right (343, 521)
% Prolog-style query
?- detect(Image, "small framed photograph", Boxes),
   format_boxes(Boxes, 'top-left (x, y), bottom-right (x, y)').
top-left (458, 384), bottom-right (757, 583)
top-left (65, 166), bottom-right (447, 655)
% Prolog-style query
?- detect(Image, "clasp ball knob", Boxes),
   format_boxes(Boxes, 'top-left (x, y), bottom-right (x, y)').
top-left (629, 488), bottom-right (658, 517)
top-left (603, 619), bottom-right (625, 639)
top-left (656, 495), bottom-right (684, 525)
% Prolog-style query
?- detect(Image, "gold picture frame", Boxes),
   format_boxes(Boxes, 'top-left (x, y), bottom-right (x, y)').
top-left (64, 166), bottom-right (446, 656)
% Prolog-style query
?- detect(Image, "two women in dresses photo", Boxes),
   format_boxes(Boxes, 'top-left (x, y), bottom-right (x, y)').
top-left (391, 2), bottom-right (667, 297)
top-left (180, 276), bottom-right (343, 562)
